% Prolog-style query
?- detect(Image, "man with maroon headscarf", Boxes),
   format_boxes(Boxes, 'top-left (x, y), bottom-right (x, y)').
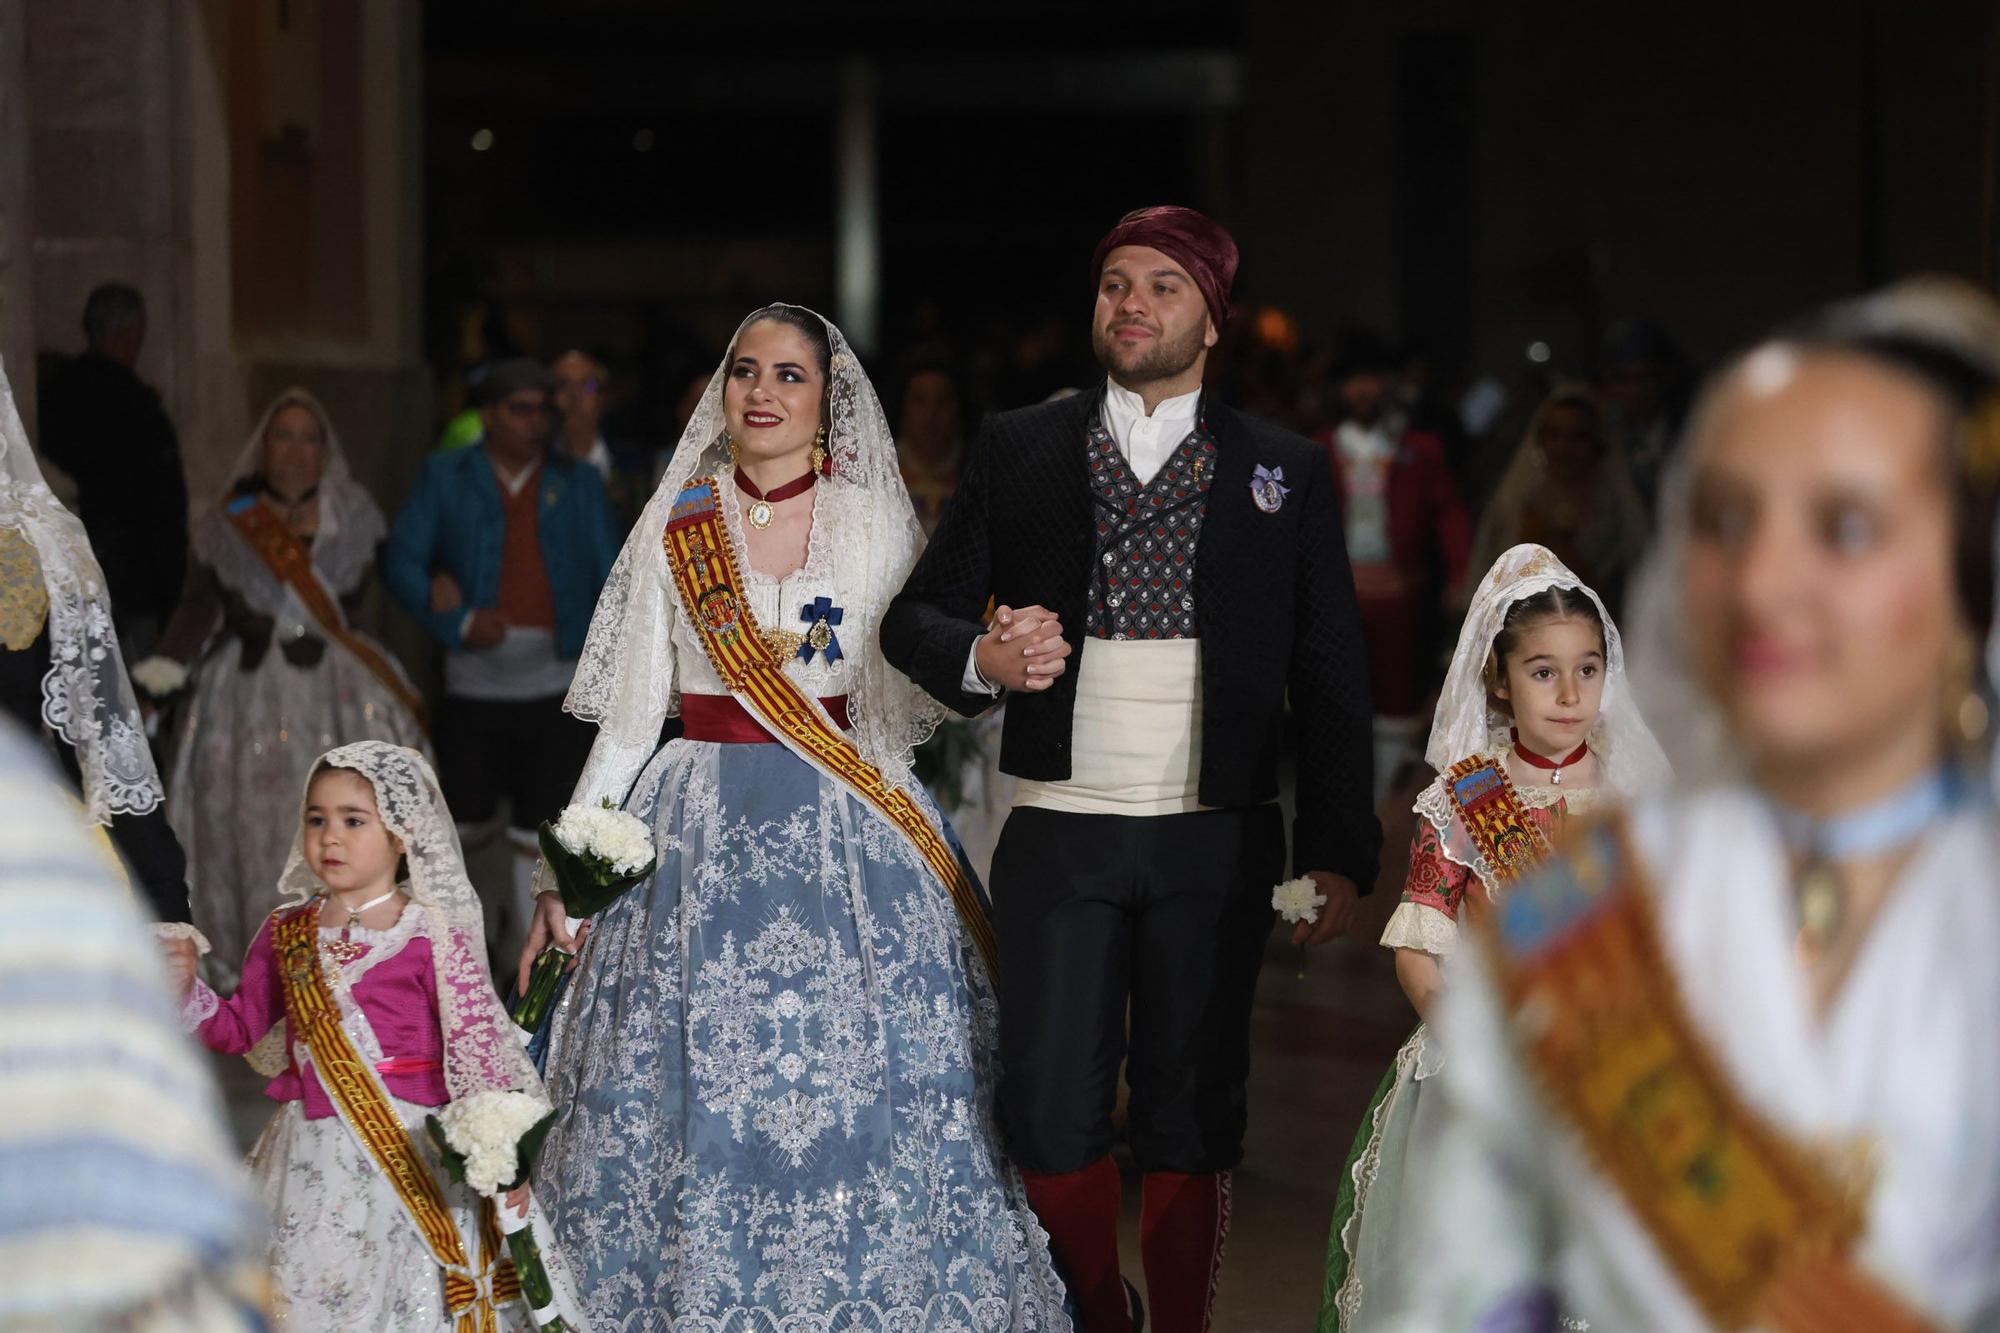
top-left (885, 206), bottom-right (1380, 1332)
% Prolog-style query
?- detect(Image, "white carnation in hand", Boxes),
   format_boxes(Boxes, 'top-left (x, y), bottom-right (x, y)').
top-left (129, 655), bottom-right (188, 698)
top-left (1272, 876), bottom-right (1327, 925)
top-left (550, 802), bottom-right (654, 876)
top-left (436, 1090), bottom-right (552, 1196)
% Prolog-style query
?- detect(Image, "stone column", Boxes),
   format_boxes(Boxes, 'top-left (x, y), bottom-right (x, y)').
top-left (23, 0), bottom-right (199, 460)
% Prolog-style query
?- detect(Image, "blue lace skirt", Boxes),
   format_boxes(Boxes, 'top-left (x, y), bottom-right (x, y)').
top-left (534, 737), bottom-right (1070, 1332)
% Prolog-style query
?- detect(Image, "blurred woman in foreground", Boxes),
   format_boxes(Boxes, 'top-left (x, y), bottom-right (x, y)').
top-left (1391, 279), bottom-right (2000, 1330)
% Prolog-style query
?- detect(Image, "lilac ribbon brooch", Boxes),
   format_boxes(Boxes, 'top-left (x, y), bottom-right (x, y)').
top-left (798, 596), bottom-right (845, 665)
top-left (1251, 464), bottom-right (1291, 515)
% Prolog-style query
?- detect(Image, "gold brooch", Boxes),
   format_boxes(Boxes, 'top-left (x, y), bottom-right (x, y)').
top-left (762, 627), bottom-right (807, 660)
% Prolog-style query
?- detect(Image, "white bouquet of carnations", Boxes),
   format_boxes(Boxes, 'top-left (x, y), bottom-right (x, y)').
top-left (547, 802), bottom-right (654, 878)
top-left (426, 1090), bottom-right (569, 1330)
top-left (513, 800), bottom-right (658, 1036)
top-left (1272, 876), bottom-right (1327, 925)
top-left (128, 655), bottom-right (189, 698)
top-left (428, 1090), bottom-right (553, 1195)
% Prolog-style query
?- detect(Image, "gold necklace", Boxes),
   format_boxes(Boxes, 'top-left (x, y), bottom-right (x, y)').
top-left (322, 888), bottom-right (397, 967)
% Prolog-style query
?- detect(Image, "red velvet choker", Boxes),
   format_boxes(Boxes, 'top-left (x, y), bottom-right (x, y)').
top-left (735, 465), bottom-right (817, 529)
top-left (1510, 728), bottom-right (1589, 785)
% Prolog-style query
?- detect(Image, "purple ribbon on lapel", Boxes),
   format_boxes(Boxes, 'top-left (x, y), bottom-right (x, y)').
top-left (1250, 463), bottom-right (1292, 513)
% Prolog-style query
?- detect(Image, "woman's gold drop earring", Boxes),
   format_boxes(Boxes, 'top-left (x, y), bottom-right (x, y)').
top-left (1946, 627), bottom-right (1990, 746)
top-left (810, 422), bottom-right (829, 474)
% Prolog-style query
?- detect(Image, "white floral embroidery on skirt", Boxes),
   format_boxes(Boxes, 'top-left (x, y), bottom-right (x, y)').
top-left (247, 1097), bottom-right (537, 1332)
top-left (536, 739), bottom-right (1070, 1331)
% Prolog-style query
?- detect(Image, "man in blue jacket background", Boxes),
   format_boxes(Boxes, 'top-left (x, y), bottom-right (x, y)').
top-left (384, 357), bottom-right (620, 945)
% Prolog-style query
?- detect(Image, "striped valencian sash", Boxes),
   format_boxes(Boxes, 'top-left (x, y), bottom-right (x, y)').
top-left (227, 497), bottom-right (429, 729)
top-left (1477, 819), bottom-right (1932, 1332)
top-left (273, 902), bottom-right (517, 1329)
top-left (660, 478), bottom-right (999, 977)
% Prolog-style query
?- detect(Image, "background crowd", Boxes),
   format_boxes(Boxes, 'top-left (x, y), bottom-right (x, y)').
top-left (29, 277), bottom-right (1692, 934)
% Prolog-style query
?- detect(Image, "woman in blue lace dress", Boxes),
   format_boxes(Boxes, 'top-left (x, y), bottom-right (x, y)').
top-left (521, 305), bottom-right (1070, 1332)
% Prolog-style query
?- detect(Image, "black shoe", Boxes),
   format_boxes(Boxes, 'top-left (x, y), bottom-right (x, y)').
top-left (1124, 1277), bottom-right (1146, 1333)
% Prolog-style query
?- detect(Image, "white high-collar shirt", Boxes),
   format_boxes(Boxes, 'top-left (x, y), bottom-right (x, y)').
top-left (1102, 378), bottom-right (1202, 486)
top-left (962, 379), bottom-right (1205, 694)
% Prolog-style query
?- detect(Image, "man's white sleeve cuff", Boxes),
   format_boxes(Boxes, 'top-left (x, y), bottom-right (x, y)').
top-left (960, 640), bottom-right (1001, 696)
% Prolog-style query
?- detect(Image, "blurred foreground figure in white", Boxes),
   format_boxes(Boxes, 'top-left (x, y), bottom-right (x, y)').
top-left (1390, 279), bottom-right (2000, 1331)
top-left (0, 716), bottom-right (261, 1330)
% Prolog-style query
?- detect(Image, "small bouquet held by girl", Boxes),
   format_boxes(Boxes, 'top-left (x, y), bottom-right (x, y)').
top-left (161, 741), bottom-right (587, 1332)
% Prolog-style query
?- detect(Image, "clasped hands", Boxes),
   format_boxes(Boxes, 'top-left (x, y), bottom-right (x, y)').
top-left (974, 605), bottom-right (1072, 692)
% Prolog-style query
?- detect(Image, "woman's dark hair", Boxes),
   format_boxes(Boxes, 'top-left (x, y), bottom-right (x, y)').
top-left (738, 305), bottom-right (835, 454)
top-left (1483, 585), bottom-right (1606, 713)
top-left (742, 304), bottom-right (832, 379)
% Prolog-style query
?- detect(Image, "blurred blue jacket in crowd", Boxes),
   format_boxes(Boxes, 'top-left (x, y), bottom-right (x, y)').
top-left (382, 443), bottom-right (622, 656)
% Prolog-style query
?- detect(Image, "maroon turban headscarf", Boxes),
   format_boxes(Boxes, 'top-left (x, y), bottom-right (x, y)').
top-left (1090, 205), bottom-right (1240, 330)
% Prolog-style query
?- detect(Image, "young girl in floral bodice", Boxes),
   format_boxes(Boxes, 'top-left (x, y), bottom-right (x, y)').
top-left (1317, 544), bottom-right (1668, 1332)
top-left (160, 742), bottom-right (577, 1332)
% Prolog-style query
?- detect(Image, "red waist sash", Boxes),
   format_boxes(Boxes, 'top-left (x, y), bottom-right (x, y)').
top-left (289, 1054), bottom-right (442, 1079)
top-left (682, 692), bottom-right (850, 742)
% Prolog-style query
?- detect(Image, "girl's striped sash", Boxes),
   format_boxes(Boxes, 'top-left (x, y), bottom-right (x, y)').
top-left (273, 902), bottom-right (515, 1328)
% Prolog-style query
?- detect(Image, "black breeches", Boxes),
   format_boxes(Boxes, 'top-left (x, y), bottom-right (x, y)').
top-left (992, 802), bottom-right (1284, 1175)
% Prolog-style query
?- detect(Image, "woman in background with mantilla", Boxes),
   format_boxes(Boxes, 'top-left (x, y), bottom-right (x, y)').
top-left (137, 388), bottom-right (426, 985)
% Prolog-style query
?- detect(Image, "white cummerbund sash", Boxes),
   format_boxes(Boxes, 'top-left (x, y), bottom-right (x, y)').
top-left (1016, 637), bottom-right (1204, 817)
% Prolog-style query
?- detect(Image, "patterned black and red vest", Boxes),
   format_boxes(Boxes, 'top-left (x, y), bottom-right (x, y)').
top-left (1084, 408), bottom-right (1218, 640)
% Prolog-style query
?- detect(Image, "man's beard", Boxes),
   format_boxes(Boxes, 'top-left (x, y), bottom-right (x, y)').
top-left (1093, 317), bottom-right (1207, 388)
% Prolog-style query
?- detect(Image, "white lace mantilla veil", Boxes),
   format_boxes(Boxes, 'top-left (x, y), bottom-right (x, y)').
top-left (0, 356), bottom-right (164, 823)
top-left (564, 305), bottom-right (942, 789)
top-left (1416, 543), bottom-right (1670, 884)
top-left (202, 387), bottom-right (386, 601)
top-left (248, 740), bottom-right (545, 1105)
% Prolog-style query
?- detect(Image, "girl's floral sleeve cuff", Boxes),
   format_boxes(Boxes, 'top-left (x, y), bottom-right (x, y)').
top-left (155, 922), bottom-right (212, 951)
